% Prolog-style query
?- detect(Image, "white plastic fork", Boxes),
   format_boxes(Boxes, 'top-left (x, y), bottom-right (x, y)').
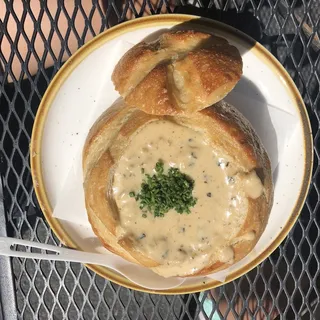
top-left (0, 237), bottom-right (185, 290)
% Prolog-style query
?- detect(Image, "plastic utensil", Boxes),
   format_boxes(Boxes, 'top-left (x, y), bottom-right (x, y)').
top-left (0, 237), bottom-right (185, 290)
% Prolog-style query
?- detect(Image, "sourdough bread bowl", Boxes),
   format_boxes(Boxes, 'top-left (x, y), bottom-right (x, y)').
top-left (83, 30), bottom-right (273, 278)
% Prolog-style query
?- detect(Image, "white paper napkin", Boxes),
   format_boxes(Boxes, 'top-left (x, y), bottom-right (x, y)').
top-left (53, 40), bottom-right (298, 283)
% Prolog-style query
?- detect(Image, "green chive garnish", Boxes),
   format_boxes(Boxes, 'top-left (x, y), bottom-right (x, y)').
top-left (134, 160), bottom-right (197, 217)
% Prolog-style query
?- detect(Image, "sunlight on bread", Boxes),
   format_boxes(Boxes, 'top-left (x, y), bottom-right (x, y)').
top-left (83, 30), bottom-right (273, 278)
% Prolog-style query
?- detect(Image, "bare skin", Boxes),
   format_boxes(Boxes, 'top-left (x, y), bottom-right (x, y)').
top-left (0, 0), bottom-right (109, 81)
top-left (0, 0), bottom-right (173, 82)
top-left (211, 290), bottom-right (279, 319)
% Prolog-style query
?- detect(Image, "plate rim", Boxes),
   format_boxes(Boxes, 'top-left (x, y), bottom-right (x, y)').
top-left (30, 14), bottom-right (313, 294)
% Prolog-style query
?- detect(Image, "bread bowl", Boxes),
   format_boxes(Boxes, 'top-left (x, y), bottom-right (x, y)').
top-left (83, 30), bottom-right (273, 278)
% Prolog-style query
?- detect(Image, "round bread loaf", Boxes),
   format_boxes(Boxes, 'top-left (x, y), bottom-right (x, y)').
top-left (83, 99), bottom-right (273, 278)
top-left (112, 30), bottom-right (243, 115)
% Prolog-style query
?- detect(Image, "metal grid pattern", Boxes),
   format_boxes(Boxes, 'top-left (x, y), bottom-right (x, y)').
top-left (0, 0), bottom-right (319, 319)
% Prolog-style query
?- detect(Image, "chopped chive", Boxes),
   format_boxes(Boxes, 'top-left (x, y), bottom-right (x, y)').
top-left (134, 161), bottom-right (197, 217)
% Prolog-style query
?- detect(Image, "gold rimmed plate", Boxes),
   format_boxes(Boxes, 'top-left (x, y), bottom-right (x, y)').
top-left (31, 14), bottom-right (312, 294)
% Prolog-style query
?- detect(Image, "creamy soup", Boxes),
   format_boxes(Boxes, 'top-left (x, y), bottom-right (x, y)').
top-left (112, 120), bottom-right (263, 277)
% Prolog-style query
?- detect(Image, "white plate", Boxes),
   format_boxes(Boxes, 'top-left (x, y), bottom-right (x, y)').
top-left (31, 14), bottom-right (312, 294)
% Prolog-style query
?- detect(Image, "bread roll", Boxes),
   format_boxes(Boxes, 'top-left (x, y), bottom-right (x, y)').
top-left (112, 30), bottom-right (242, 115)
top-left (83, 31), bottom-right (273, 278)
top-left (83, 99), bottom-right (273, 277)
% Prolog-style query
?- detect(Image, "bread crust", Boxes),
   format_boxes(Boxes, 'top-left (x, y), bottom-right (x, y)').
top-left (83, 99), bottom-right (273, 277)
top-left (84, 30), bottom-right (272, 277)
top-left (112, 30), bottom-right (242, 115)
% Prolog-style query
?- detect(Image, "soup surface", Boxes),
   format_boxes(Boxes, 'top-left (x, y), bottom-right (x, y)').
top-left (113, 120), bottom-right (262, 276)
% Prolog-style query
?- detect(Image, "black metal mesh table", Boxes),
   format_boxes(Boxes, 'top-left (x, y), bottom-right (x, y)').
top-left (0, 0), bottom-right (319, 319)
